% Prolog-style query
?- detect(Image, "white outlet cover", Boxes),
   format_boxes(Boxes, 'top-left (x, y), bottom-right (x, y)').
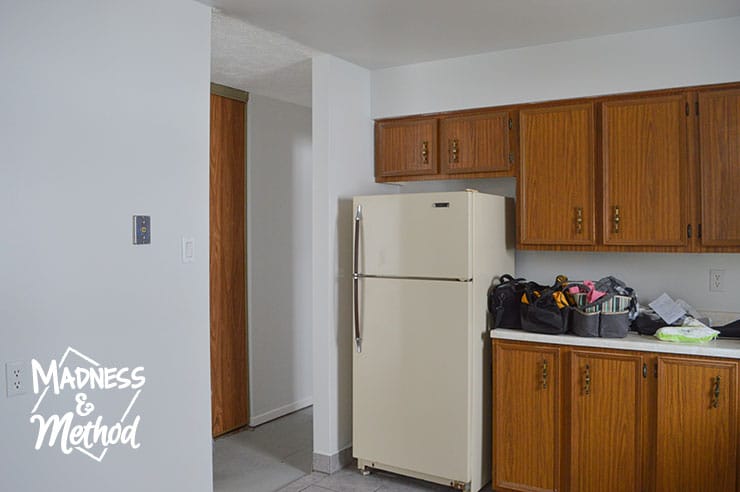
top-left (710, 269), bottom-right (726, 292)
top-left (5, 361), bottom-right (27, 397)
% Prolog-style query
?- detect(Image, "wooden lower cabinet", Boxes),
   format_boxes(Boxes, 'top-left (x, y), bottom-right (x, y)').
top-left (655, 356), bottom-right (738, 492)
top-left (493, 341), bottom-right (560, 492)
top-left (568, 351), bottom-right (643, 492)
top-left (492, 340), bottom-right (740, 492)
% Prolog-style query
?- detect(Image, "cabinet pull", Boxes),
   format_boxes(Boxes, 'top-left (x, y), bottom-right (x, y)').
top-left (584, 364), bottom-right (591, 396)
top-left (449, 139), bottom-right (459, 163)
top-left (613, 205), bottom-right (621, 234)
top-left (542, 359), bottom-right (548, 389)
top-left (712, 376), bottom-right (721, 408)
top-left (421, 141), bottom-right (429, 164)
top-left (575, 207), bottom-right (583, 234)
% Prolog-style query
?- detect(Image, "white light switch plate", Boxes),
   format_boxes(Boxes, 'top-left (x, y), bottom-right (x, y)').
top-left (182, 237), bottom-right (195, 263)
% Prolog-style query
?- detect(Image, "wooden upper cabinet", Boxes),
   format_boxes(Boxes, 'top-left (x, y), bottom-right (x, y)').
top-left (698, 88), bottom-right (740, 247)
top-left (655, 356), bottom-right (738, 492)
top-left (602, 95), bottom-right (689, 246)
top-left (493, 341), bottom-right (560, 492)
top-left (375, 118), bottom-right (438, 178)
top-left (569, 350), bottom-right (643, 492)
top-left (519, 103), bottom-right (596, 246)
top-left (439, 111), bottom-right (512, 174)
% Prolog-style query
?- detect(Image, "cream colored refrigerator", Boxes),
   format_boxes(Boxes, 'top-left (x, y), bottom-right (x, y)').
top-left (352, 191), bottom-right (515, 492)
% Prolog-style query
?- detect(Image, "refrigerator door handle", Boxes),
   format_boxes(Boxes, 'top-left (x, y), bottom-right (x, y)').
top-left (353, 204), bottom-right (362, 353)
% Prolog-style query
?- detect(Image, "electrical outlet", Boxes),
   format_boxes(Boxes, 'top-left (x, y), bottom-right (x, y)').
top-left (709, 269), bottom-right (726, 292)
top-left (5, 361), bottom-right (27, 397)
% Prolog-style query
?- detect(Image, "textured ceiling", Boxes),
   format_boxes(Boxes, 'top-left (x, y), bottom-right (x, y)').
top-left (211, 10), bottom-right (317, 107)
top-left (203, 0), bottom-right (740, 69)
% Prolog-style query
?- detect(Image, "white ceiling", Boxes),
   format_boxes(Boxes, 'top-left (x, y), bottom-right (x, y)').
top-left (203, 0), bottom-right (740, 69)
top-left (211, 10), bottom-right (316, 107)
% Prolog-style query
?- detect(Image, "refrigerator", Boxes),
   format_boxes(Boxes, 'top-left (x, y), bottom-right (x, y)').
top-left (352, 191), bottom-right (515, 492)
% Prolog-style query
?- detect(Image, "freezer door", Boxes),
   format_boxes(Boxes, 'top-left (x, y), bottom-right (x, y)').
top-left (353, 277), bottom-right (470, 482)
top-left (354, 193), bottom-right (472, 279)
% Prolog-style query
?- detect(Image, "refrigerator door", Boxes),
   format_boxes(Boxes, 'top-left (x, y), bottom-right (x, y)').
top-left (354, 193), bottom-right (472, 280)
top-left (353, 277), bottom-right (470, 483)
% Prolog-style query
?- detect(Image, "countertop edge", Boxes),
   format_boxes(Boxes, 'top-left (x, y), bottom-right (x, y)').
top-left (490, 328), bottom-right (740, 359)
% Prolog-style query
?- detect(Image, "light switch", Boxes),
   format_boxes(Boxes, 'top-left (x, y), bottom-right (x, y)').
top-left (133, 215), bottom-right (151, 245)
top-left (182, 237), bottom-right (195, 263)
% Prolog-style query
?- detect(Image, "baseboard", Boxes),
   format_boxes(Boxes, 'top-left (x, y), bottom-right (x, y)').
top-left (249, 397), bottom-right (313, 427)
top-left (313, 445), bottom-right (353, 474)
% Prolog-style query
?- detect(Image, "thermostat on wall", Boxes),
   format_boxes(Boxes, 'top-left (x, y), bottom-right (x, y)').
top-left (133, 215), bottom-right (151, 245)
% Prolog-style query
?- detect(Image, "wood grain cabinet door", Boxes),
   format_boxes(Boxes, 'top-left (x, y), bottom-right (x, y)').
top-left (569, 351), bottom-right (643, 492)
top-left (518, 103), bottom-right (596, 246)
top-left (602, 95), bottom-right (689, 246)
top-left (493, 341), bottom-right (560, 492)
top-left (656, 357), bottom-right (738, 492)
top-left (439, 111), bottom-right (511, 174)
top-left (375, 118), bottom-right (438, 178)
top-left (698, 88), bottom-right (740, 246)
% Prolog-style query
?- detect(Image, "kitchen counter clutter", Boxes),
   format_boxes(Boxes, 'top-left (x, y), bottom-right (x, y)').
top-left (490, 327), bottom-right (740, 359)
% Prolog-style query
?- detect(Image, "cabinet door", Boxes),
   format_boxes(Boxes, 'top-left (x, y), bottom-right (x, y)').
top-left (519, 103), bottom-right (596, 245)
top-left (439, 111), bottom-right (511, 174)
top-left (493, 341), bottom-right (560, 492)
top-left (375, 118), bottom-right (438, 178)
top-left (569, 351), bottom-right (643, 492)
top-left (698, 88), bottom-right (740, 246)
top-left (602, 95), bottom-right (689, 246)
top-left (656, 357), bottom-right (738, 492)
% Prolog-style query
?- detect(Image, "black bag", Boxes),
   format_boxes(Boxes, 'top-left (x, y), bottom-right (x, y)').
top-left (488, 274), bottom-right (527, 329)
top-left (520, 282), bottom-right (571, 335)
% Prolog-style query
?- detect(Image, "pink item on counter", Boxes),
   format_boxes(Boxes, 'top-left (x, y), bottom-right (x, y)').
top-left (568, 280), bottom-right (607, 303)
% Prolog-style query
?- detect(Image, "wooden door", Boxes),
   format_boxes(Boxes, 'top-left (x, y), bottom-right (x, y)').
top-left (569, 350), bottom-right (643, 492)
top-left (493, 341), bottom-right (560, 492)
top-left (210, 92), bottom-right (248, 436)
top-left (656, 356), bottom-right (738, 492)
top-left (375, 118), bottom-right (437, 178)
top-left (439, 111), bottom-right (511, 174)
top-left (698, 88), bottom-right (740, 246)
top-left (519, 103), bottom-right (596, 246)
top-left (602, 95), bottom-right (689, 246)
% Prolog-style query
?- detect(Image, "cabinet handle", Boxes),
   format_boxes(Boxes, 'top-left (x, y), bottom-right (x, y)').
top-left (575, 207), bottom-right (583, 234)
top-left (712, 376), bottom-right (721, 408)
top-left (542, 359), bottom-right (548, 389)
top-left (449, 139), bottom-right (459, 163)
top-left (613, 206), bottom-right (621, 233)
top-left (421, 141), bottom-right (429, 164)
top-left (584, 364), bottom-right (591, 396)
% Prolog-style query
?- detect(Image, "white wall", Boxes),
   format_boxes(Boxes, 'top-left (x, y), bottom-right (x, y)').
top-left (372, 16), bottom-right (740, 118)
top-left (311, 55), bottom-right (396, 469)
top-left (372, 17), bottom-right (740, 315)
top-left (0, 2), bottom-right (212, 491)
top-left (247, 94), bottom-right (313, 425)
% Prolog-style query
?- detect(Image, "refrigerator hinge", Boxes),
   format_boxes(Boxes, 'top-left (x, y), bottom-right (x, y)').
top-left (450, 481), bottom-right (470, 491)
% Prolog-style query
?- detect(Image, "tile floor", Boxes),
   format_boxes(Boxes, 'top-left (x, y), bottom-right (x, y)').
top-left (214, 405), bottom-right (492, 492)
top-left (213, 406), bottom-right (313, 492)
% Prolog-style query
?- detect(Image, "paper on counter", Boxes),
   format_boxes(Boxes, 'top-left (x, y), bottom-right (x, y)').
top-left (649, 293), bottom-right (687, 325)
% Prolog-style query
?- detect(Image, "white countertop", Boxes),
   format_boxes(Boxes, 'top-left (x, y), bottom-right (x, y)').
top-left (491, 328), bottom-right (740, 359)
